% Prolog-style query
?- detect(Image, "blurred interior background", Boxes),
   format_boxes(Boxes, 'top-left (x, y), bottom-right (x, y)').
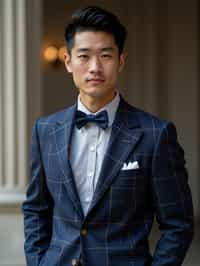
top-left (0, 0), bottom-right (199, 265)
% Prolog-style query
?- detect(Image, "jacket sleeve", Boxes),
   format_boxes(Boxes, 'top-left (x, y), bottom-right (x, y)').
top-left (22, 119), bottom-right (54, 266)
top-left (151, 122), bottom-right (194, 266)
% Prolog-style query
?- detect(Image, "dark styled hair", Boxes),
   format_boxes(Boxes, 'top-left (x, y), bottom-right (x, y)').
top-left (64, 6), bottom-right (127, 55)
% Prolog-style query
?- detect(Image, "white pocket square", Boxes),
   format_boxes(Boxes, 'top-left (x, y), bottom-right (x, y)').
top-left (121, 161), bottom-right (139, 170)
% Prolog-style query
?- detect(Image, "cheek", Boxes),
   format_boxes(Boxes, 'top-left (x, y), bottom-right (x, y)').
top-left (104, 65), bottom-right (119, 82)
top-left (71, 66), bottom-right (87, 83)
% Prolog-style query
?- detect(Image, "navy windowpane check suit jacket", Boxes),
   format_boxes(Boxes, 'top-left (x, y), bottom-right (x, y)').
top-left (22, 95), bottom-right (194, 266)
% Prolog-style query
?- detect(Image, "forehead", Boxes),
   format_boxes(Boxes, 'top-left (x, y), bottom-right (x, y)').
top-left (73, 31), bottom-right (117, 51)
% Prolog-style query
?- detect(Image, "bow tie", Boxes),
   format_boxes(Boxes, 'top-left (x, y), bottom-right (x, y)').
top-left (75, 110), bottom-right (109, 129)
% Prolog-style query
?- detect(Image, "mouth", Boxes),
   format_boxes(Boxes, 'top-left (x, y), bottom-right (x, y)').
top-left (86, 78), bottom-right (105, 85)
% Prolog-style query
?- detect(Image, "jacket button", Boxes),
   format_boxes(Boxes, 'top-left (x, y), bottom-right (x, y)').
top-left (81, 228), bottom-right (87, 236)
top-left (71, 258), bottom-right (77, 266)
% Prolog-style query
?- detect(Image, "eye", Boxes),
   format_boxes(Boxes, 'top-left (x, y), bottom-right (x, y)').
top-left (78, 54), bottom-right (89, 59)
top-left (102, 54), bottom-right (112, 58)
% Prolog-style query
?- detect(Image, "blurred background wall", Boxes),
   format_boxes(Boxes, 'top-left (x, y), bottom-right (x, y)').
top-left (0, 0), bottom-right (199, 265)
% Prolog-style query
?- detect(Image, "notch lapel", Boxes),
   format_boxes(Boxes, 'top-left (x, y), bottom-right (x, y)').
top-left (87, 98), bottom-right (143, 215)
top-left (52, 104), bottom-right (84, 219)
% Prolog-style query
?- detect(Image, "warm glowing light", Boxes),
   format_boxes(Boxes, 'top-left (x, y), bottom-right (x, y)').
top-left (58, 46), bottom-right (66, 62)
top-left (44, 46), bottom-right (58, 62)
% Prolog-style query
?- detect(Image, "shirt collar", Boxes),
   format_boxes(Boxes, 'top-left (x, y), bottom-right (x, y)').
top-left (77, 91), bottom-right (120, 127)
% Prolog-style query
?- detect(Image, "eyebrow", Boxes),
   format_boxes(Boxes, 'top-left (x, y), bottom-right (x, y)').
top-left (77, 47), bottom-right (115, 53)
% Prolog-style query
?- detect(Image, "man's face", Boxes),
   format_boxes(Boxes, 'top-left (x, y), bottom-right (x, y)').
top-left (64, 31), bottom-right (125, 103)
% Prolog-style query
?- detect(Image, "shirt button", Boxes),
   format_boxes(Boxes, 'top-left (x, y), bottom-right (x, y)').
top-left (88, 172), bottom-right (93, 178)
top-left (81, 228), bottom-right (87, 236)
top-left (85, 196), bottom-right (91, 202)
top-left (71, 258), bottom-right (77, 266)
top-left (90, 146), bottom-right (95, 152)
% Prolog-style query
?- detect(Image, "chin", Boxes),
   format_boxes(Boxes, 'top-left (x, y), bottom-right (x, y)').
top-left (84, 88), bottom-right (106, 98)
top-left (80, 84), bottom-right (115, 100)
top-left (91, 88), bottom-right (110, 97)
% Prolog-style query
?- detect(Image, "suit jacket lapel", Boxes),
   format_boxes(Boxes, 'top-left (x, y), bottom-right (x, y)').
top-left (52, 104), bottom-right (84, 219)
top-left (87, 97), bottom-right (143, 215)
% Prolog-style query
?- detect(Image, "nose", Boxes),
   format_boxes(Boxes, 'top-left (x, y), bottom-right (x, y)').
top-left (89, 56), bottom-right (102, 73)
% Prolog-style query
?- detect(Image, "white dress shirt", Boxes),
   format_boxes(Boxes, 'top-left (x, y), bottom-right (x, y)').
top-left (70, 92), bottom-right (120, 216)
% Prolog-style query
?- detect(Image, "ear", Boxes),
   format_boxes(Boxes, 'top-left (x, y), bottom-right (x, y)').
top-left (64, 52), bottom-right (72, 73)
top-left (118, 53), bottom-right (126, 73)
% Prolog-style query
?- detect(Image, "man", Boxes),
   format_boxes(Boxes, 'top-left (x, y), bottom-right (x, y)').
top-left (22, 6), bottom-right (194, 266)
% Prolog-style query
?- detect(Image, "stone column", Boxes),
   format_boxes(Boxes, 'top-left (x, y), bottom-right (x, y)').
top-left (0, 0), bottom-right (42, 205)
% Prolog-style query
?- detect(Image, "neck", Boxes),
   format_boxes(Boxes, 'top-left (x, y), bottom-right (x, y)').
top-left (79, 91), bottom-right (116, 113)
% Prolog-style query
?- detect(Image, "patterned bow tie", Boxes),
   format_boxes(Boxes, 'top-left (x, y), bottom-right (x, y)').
top-left (75, 110), bottom-right (109, 129)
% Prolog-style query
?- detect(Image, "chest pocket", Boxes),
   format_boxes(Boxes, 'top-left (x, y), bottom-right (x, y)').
top-left (109, 168), bottom-right (148, 222)
top-left (112, 168), bottom-right (146, 188)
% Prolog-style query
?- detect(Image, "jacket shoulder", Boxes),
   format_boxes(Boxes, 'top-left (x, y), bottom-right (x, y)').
top-left (36, 104), bottom-right (76, 126)
top-left (123, 100), bottom-right (170, 130)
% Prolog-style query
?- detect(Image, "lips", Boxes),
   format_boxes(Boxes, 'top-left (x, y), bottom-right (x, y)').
top-left (87, 78), bottom-right (104, 81)
top-left (87, 78), bottom-right (105, 84)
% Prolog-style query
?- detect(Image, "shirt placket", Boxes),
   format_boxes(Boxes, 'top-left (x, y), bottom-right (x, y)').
top-left (87, 125), bottom-right (98, 196)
